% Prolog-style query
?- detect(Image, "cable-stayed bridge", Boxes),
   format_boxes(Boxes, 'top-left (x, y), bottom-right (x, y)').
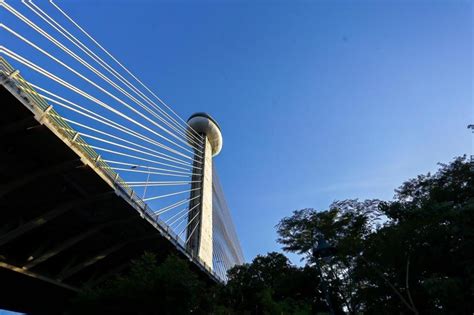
top-left (0, 1), bottom-right (243, 313)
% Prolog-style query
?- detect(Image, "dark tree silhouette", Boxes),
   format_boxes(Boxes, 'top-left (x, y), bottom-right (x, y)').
top-left (69, 157), bottom-right (473, 315)
top-left (70, 253), bottom-right (209, 315)
top-left (219, 252), bottom-right (324, 314)
top-left (276, 156), bottom-right (473, 314)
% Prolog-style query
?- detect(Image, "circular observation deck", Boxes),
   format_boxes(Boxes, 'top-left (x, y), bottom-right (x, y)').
top-left (187, 112), bottom-right (223, 157)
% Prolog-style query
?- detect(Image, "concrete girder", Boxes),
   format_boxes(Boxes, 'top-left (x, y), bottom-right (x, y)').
top-left (0, 261), bottom-right (77, 292)
top-left (57, 234), bottom-right (160, 281)
top-left (56, 242), bottom-right (127, 281)
top-left (0, 192), bottom-right (115, 247)
top-left (0, 116), bottom-right (38, 137)
top-left (0, 158), bottom-right (83, 198)
top-left (22, 226), bottom-right (104, 270)
top-left (23, 216), bottom-right (135, 270)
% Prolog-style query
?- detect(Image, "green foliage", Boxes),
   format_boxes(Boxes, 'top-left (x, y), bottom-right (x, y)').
top-left (219, 252), bottom-right (324, 314)
top-left (276, 156), bottom-right (474, 314)
top-left (359, 157), bottom-right (474, 314)
top-left (69, 156), bottom-right (473, 315)
top-left (70, 253), bottom-right (209, 315)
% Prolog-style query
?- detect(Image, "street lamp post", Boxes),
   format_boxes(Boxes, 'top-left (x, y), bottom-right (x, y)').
top-left (130, 165), bottom-right (151, 200)
top-left (142, 166), bottom-right (151, 199)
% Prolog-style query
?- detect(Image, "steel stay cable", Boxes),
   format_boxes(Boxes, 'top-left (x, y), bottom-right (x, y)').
top-left (0, 48), bottom-right (198, 160)
top-left (178, 212), bottom-right (201, 244)
top-left (25, 0), bottom-right (203, 147)
top-left (79, 145), bottom-right (199, 176)
top-left (155, 195), bottom-right (200, 217)
top-left (160, 202), bottom-right (198, 225)
top-left (34, 87), bottom-right (200, 165)
top-left (49, 0), bottom-right (203, 142)
top-left (143, 187), bottom-right (200, 202)
top-left (13, 2), bottom-right (203, 149)
top-left (178, 210), bottom-right (200, 238)
top-left (61, 117), bottom-right (201, 170)
top-left (127, 180), bottom-right (198, 184)
top-left (0, 21), bottom-right (202, 154)
top-left (71, 131), bottom-right (194, 173)
top-left (2, 0), bottom-right (202, 148)
top-left (108, 167), bottom-right (192, 178)
top-left (166, 202), bottom-right (199, 227)
top-left (164, 207), bottom-right (191, 225)
top-left (128, 182), bottom-right (195, 187)
top-left (103, 160), bottom-right (198, 174)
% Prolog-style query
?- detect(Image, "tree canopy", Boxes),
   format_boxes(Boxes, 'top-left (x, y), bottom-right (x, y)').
top-left (219, 252), bottom-right (324, 314)
top-left (276, 156), bottom-right (473, 314)
top-left (70, 253), bottom-right (209, 314)
top-left (70, 156), bottom-right (473, 315)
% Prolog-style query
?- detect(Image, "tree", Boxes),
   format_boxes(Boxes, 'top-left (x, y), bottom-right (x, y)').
top-left (69, 157), bottom-right (473, 314)
top-left (277, 200), bottom-right (381, 314)
top-left (70, 253), bottom-right (210, 315)
top-left (219, 252), bottom-right (324, 314)
top-left (276, 156), bottom-right (474, 314)
top-left (359, 156), bottom-right (474, 314)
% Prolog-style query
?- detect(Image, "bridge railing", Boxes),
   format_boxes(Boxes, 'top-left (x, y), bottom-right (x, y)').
top-left (0, 56), bottom-right (220, 282)
top-left (0, 57), bottom-right (125, 187)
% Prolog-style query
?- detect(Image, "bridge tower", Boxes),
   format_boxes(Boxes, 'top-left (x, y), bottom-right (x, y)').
top-left (186, 113), bottom-right (223, 269)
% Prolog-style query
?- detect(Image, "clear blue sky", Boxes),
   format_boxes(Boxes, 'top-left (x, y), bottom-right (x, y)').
top-left (2, 0), bottom-right (472, 264)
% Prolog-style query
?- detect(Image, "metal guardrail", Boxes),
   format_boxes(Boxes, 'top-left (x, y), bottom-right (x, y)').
top-left (0, 56), bottom-right (221, 283)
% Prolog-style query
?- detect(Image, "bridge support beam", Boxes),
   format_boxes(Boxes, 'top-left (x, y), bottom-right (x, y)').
top-left (199, 137), bottom-right (214, 268)
top-left (0, 158), bottom-right (82, 198)
top-left (0, 205), bottom-right (74, 247)
top-left (187, 137), bottom-right (213, 268)
top-left (23, 225), bottom-right (104, 270)
top-left (0, 261), bottom-right (77, 291)
top-left (0, 192), bottom-right (114, 247)
top-left (57, 242), bottom-right (127, 281)
top-left (186, 113), bottom-right (223, 270)
top-left (22, 216), bottom-right (133, 270)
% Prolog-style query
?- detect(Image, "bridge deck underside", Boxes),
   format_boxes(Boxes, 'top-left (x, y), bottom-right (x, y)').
top-left (0, 86), bottom-right (213, 314)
